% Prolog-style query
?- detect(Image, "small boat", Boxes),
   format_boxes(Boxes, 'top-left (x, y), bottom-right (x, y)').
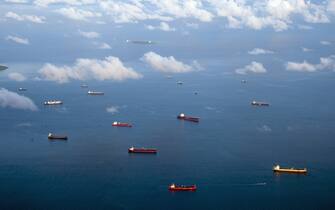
top-left (80, 84), bottom-right (88, 88)
top-left (177, 81), bottom-right (183, 85)
top-left (241, 80), bottom-right (247, 83)
top-left (273, 165), bottom-right (307, 174)
top-left (44, 100), bottom-right (63, 105)
top-left (251, 100), bottom-right (269, 106)
top-left (112, 121), bottom-right (132, 127)
top-left (177, 113), bottom-right (199, 123)
top-left (18, 88), bottom-right (27, 91)
top-left (169, 184), bottom-right (197, 191)
top-left (48, 133), bottom-right (68, 140)
top-left (88, 91), bottom-right (104, 95)
top-left (128, 147), bottom-right (157, 154)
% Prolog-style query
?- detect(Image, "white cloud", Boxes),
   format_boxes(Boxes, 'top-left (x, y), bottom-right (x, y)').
top-left (141, 51), bottom-right (200, 73)
top-left (146, 22), bottom-right (176, 31)
top-left (78, 30), bottom-right (100, 38)
top-left (5, 11), bottom-right (45, 23)
top-left (320, 40), bottom-right (331, 45)
top-left (97, 42), bottom-right (111, 49)
top-left (286, 55), bottom-right (335, 72)
top-left (235, 61), bottom-right (267, 74)
top-left (39, 56), bottom-right (142, 83)
top-left (248, 48), bottom-right (274, 55)
top-left (302, 47), bottom-right (312, 52)
top-left (5, 0), bottom-right (28, 3)
top-left (106, 106), bottom-right (119, 114)
top-left (0, 88), bottom-right (37, 111)
top-left (56, 7), bottom-right (101, 21)
top-left (5, 35), bottom-right (29, 45)
top-left (34, 0), bottom-right (96, 7)
top-left (8, 72), bottom-right (26, 81)
top-left (100, 1), bottom-right (172, 23)
top-left (258, 125), bottom-right (272, 132)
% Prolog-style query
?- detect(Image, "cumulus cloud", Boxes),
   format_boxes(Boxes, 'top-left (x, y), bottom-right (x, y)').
top-left (5, 0), bottom-right (28, 3)
top-left (78, 30), bottom-right (100, 38)
top-left (106, 106), bottom-right (119, 114)
top-left (97, 42), bottom-right (111, 49)
top-left (286, 55), bottom-right (335, 72)
top-left (141, 51), bottom-right (201, 73)
top-left (235, 62), bottom-right (267, 74)
top-left (34, 0), bottom-right (95, 7)
top-left (8, 72), bottom-right (26, 81)
top-left (146, 22), bottom-right (176, 31)
top-left (99, 1), bottom-right (172, 23)
top-left (5, 11), bottom-right (45, 23)
top-left (248, 48), bottom-right (274, 55)
top-left (56, 7), bottom-right (101, 21)
top-left (39, 56), bottom-right (142, 83)
top-left (320, 40), bottom-right (331, 45)
top-left (302, 47), bottom-right (312, 52)
top-left (258, 125), bottom-right (272, 132)
top-left (5, 35), bottom-right (29, 45)
top-left (0, 88), bottom-right (37, 111)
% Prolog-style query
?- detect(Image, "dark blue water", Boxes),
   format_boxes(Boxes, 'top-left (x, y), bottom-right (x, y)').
top-left (1, 69), bottom-right (335, 209)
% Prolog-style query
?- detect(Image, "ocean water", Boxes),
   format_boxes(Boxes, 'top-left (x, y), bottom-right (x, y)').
top-left (0, 66), bottom-right (335, 209)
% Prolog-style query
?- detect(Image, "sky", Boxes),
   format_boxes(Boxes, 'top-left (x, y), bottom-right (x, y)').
top-left (0, 0), bottom-right (335, 110)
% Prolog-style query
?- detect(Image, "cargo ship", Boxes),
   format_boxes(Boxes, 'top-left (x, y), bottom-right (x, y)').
top-left (112, 121), bottom-right (132, 127)
top-left (177, 113), bottom-right (199, 123)
top-left (169, 184), bottom-right (197, 191)
top-left (128, 147), bottom-right (157, 154)
top-left (48, 133), bottom-right (68, 140)
top-left (18, 88), bottom-right (27, 91)
top-left (273, 165), bottom-right (307, 174)
top-left (251, 100), bottom-right (269, 106)
top-left (44, 100), bottom-right (63, 105)
top-left (88, 91), bottom-right (104, 95)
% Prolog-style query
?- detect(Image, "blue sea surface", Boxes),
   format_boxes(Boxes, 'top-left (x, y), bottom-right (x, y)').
top-left (0, 66), bottom-right (335, 209)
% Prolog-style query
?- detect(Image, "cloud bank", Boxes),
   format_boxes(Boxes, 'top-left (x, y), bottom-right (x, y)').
top-left (5, 35), bottom-right (29, 45)
top-left (235, 62), bottom-right (267, 74)
top-left (248, 48), bottom-right (274, 55)
top-left (5, 11), bottom-right (45, 23)
top-left (141, 51), bottom-right (200, 73)
top-left (39, 56), bottom-right (142, 83)
top-left (8, 72), bottom-right (26, 81)
top-left (286, 55), bottom-right (335, 72)
top-left (0, 88), bottom-right (38, 111)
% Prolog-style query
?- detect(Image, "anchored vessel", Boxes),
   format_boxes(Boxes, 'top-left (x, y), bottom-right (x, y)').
top-left (112, 121), bottom-right (132, 127)
top-left (273, 165), bottom-right (307, 174)
top-left (88, 91), bottom-right (104, 95)
top-left (48, 133), bottom-right (68, 140)
top-left (128, 147), bottom-right (157, 154)
top-left (251, 100), bottom-right (269, 106)
top-left (169, 184), bottom-right (197, 191)
top-left (44, 100), bottom-right (63, 105)
top-left (177, 113), bottom-right (199, 123)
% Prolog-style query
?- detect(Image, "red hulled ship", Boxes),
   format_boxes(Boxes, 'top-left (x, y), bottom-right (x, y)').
top-left (169, 184), bottom-right (197, 191)
top-left (177, 113), bottom-right (199, 123)
top-left (128, 147), bottom-right (157, 154)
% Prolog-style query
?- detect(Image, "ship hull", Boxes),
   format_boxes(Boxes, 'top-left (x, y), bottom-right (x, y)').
top-left (128, 148), bottom-right (157, 154)
top-left (112, 124), bottom-right (132, 127)
top-left (273, 169), bottom-right (307, 174)
top-left (48, 136), bottom-right (68, 140)
top-left (169, 185), bottom-right (197, 191)
top-left (177, 116), bottom-right (199, 123)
